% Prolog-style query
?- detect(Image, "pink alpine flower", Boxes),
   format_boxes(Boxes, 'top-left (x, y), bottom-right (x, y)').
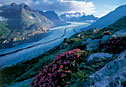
top-left (61, 73), bottom-right (65, 78)
top-left (68, 51), bottom-right (72, 54)
top-left (60, 65), bottom-right (63, 69)
top-left (30, 48), bottom-right (85, 87)
top-left (65, 70), bottom-right (71, 73)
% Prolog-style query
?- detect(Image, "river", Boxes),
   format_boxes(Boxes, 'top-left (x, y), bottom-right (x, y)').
top-left (0, 22), bottom-right (90, 68)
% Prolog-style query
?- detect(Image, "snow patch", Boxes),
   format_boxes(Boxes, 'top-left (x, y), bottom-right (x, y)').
top-left (64, 12), bottom-right (85, 18)
top-left (29, 16), bottom-right (34, 19)
top-left (0, 16), bottom-right (8, 21)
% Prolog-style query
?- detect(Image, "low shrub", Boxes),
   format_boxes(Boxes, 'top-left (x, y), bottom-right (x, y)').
top-left (100, 36), bottom-right (126, 53)
top-left (102, 31), bottom-right (112, 35)
top-left (121, 81), bottom-right (126, 87)
top-left (30, 49), bottom-right (87, 87)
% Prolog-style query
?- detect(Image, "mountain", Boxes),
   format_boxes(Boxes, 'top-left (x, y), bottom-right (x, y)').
top-left (108, 16), bottom-right (126, 29)
top-left (84, 4), bottom-right (126, 30)
top-left (60, 12), bottom-right (98, 22)
top-left (80, 15), bottom-right (98, 21)
top-left (0, 3), bottom-right (55, 48)
top-left (37, 10), bottom-right (67, 26)
top-left (60, 12), bottom-right (85, 20)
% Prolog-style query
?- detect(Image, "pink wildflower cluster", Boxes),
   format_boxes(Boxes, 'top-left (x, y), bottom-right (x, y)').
top-left (30, 49), bottom-right (86, 87)
top-left (102, 31), bottom-right (112, 35)
top-left (100, 37), bottom-right (125, 53)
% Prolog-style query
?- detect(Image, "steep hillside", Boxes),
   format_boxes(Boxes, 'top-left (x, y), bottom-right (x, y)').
top-left (38, 10), bottom-right (66, 26)
top-left (0, 3), bottom-right (55, 48)
top-left (83, 4), bottom-right (126, 30)
top-left (109, 16), bottom-right (126, 29)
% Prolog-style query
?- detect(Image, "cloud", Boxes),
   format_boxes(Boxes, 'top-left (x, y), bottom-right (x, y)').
top-left (94, 5), bottom-right (118, 18)
top-left (0, 4), bottom-right (3, 7)
top-left (0, 0), bottom-right (95, 15)
top-left (0, 0), bottom-right (33, 5)
top-left (32, 0), bottom-right (95, 15)
top-left (95, 12), bottom-right (108, 18)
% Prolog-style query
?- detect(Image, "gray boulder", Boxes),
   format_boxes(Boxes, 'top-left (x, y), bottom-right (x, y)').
top-left (101, 35), bottom-right (111, 42)
top-left (82, 50), bottom-right (126, 87)
top-left (81, 38), bottom-right (92, 45)
top-left (113, 29), bottom-right (126, 37)
top-left (86, 39), bottom-right (100, 51)
top-left (88, 53), bottom-right (113, 62)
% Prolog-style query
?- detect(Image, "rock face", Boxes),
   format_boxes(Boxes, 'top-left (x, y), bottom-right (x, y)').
top-left (82, 50), bottom-right (126, 87)
top-left (101, 35), bottom-right (111, 42)
top-left (113, 29), bottom-right (126, 37)
top-left (86, 39), bottom-right (100, 51)
top-left (81, 38), bottom-right (92, 45)
top-left (88, 53), bottom-right (113, 62)
top-left (81, 39), bottom-right (101, 51)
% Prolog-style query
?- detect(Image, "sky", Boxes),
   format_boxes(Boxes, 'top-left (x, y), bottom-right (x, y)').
top-left (0, 0), bottom-right (126, 17)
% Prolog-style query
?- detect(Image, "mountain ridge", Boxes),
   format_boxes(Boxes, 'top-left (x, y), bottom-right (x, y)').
top-left (0, 3), bottom-right (55, 49)
top-left (37, 10), bottom-right (67, 26)
top-left (82, 4), bottom-right (126, 30)
top-left (60, 12), bottom-right (98, 22)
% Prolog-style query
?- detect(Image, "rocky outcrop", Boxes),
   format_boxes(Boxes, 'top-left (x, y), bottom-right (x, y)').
top-left (113, 29), bottom-right (126, 37)
top-left (88, 53), bottom-right (113, 62)
top-left (86, 39), bottom-right (100, 51)
top-left (82, 50), bottom-right (126, 87)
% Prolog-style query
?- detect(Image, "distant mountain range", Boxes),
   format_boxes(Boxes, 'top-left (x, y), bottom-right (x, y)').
top-left (83, 4), bottom-right (126, 30)
top-left (37, 10), bottom-right (67, 26)
top-left (60, 12), bottom-right (98, 22)
top-left (0, 3), bottom-right (65, 48)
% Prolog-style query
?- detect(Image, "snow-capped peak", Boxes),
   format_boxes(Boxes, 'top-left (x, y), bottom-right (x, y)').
top-left (64, 12), bottom-right (85, 18)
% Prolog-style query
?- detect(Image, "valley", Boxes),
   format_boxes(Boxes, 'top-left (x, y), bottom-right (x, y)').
top-left (0, 22), bottom-right (90, 68)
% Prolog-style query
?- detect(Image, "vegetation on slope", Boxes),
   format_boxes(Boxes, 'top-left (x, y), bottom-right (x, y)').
top-left (0, 16), bottom-right (126, 87)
